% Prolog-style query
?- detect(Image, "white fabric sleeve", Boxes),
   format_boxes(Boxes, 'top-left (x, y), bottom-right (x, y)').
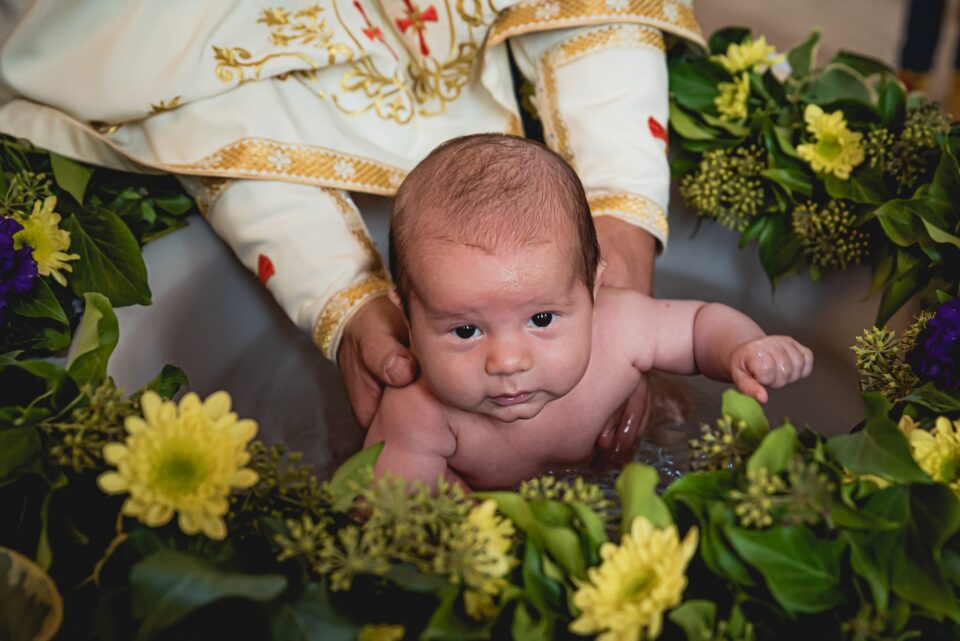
top-left (510, 24), bottom-right (671, 247)
top-left (180, 177), bottom-right (391, 361)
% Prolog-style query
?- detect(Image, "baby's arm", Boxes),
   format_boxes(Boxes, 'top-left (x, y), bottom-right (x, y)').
top-left (364, 383), bottom-right (463, 490)
top-left (631, 297), bottom-right (813, 403)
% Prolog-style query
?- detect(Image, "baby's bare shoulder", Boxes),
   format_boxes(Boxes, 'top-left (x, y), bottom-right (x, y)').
top-left (366, 378), bottom-right (457, 457)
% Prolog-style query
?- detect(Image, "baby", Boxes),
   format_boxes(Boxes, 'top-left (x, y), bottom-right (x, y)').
top-left (365, 134), bottom-right (813, 490)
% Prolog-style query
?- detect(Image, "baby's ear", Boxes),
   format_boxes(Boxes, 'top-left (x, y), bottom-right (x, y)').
top-left (593, 258), bottom-right (608, 295)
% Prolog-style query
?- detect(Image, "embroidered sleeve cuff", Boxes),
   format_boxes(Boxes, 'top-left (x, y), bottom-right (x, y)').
top-left (588, 193), bottom-right (668, 249)
top-left (313, 275), bottom-right (394, 361)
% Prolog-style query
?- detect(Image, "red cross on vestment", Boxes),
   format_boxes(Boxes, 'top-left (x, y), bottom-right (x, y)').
top-left (395, 0), bottom-right (438, 56)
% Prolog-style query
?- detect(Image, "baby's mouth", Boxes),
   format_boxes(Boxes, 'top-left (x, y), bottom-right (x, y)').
top-left (490, 391), bottom-right (533, 406)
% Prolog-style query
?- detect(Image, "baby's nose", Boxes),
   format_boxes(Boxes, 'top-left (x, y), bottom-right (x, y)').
top-left (485, 338), bottom-right (532, 377)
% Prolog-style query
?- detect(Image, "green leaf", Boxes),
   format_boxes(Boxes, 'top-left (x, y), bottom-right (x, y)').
top-left (739, 215), bottom-right (768, 249)
top-left (805, 63), bottom-right (876, 106)
top-left (830, 50), bottom-right (896, 80)
top-left (669, 102), bottom-right (722, 141)
top-left (786, 29), bottom-right (821, 78)
top-left (824, 170), bottom-right (888, 204)
top-left (903, 383), bottom-right (960, 414)
top-left (761, 168), bottom-right (813, 198)
top-left (668, 600), bottom-right (717, 641)
top-left (721, 389), bottom-right (769, 445)
top-left (143, 365), bottom-right (189, 399)
top-left (878, 80), bottom-right (906, 128)
top-left (616, 463), bottom-right (673, 534)
top-left (669, 56), bottom-right (727, 113)
top-left (10, 279), bottom-right (67, 326)
top-left (867, 252), bottom-right (894, 299)
top-left (873, 199), bottom-right (924, 247)
top-left (131, 550), bottom-right (287, 641)
top-left (747, 424), bottom-right (797, 475)
top-left (270, 583), bottom-right (359, 641)
top-left (758, 213), bottom-right (802, 286)
top-left (825, 393), bottom-right (929, 483)
top-left (708, 26), bottom-right (751, 56)
top-left (328, 442), bottom-right (383, 511)
top-left (50, 153), bottom-right (93, 205)
top-left (876, 252), bottom-right (924, 325)
top-left (62, 209), bottom-right (151, 307)
top-left (520, 541), bottom-right (564, 618)
top-left (0, 427), bottom-right (42, 487)
top-left (421, 585), bottom-right (493, 641)
top-left (511, 600), bottom-right (554, 641)
top-left (726, 525), bottom-right (846, 613)
top-left (66, 293), bottom-right (119, 386)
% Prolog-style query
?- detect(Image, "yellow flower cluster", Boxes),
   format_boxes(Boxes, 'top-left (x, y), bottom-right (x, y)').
top-left (715, 73), bottom-right (750, 122)
top-left (906, 417), bottom-right (960, 498)
top-left (13, 196), bottom-right (79, 286)
top-left (796, 105), bottom-right (865, 180)
top-left (97, 391), bottom-right (259, 540)
top-left (453, 500), bottom-right (516, 620)
top-left (570, 517), bottom-right (698, 641)
top-left (711, 36), bottom-right (780, 74)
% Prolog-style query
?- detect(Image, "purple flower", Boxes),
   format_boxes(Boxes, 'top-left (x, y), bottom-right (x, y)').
top-left (0, 217), bottom-right (38, 322)
top-left (908, 297), bottom-right (960, 390)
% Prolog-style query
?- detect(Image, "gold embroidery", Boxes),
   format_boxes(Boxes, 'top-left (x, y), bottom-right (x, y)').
top-left (314, 275), bottom-right (393, 359)
top-left (149, 96), bottom-right (182, 114)
top-left (588, 193), bottom-right (668, 242)
top-left (335, 61), bottom-right (417, 124)
top-left (488, 0), bottom-right (703, 49)
top-left (326, 188), bottom-right (388, 278)
top-left (555, 23), bottom-right (664, 65)
top-left (456, 0), bottom-right (487, 26)
top-left (408, 41), bottom-right (479, 116)
top-left (536, 44), bottom-right (573, 166)
top-left (165, 137), bottom-right (407, 195)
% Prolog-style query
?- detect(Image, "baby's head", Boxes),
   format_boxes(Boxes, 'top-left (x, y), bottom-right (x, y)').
top-left (390, 134), bottom-right (603, 422)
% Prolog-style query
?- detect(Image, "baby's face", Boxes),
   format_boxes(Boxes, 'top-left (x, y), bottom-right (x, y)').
top-left (403, 239), bottom-right (595, 422)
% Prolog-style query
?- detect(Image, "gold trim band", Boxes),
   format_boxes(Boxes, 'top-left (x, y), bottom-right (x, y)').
top-left (314, 275), bottom-right (394, 360)
top-left (488, 0), bottom-right (704, 49)
top-left (589, 192), bottom-right (668, 244)
top-left (167, 137), bottom-right (407, 195)
top-left (555, 24), bottom-right (665, 65)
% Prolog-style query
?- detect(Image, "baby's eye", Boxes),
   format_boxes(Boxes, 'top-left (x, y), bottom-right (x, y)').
top-left (529, 312), bottom-right (554, 328)
top-left (453, 325), bottom-right (479, 339)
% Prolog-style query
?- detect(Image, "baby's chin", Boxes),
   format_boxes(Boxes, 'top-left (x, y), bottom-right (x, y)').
top-left (478, 395), bottom-right (557, 423)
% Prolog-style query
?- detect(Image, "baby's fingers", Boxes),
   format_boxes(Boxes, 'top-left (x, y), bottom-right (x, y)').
top-left (731, 367), bottom-right (768, 404)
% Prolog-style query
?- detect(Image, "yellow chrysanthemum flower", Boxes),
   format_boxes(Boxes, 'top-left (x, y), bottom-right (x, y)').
top-left (452, 500), bottom-right (516, 620)
top-left (715, 73), bottom-right (750, 122)
top-left (358, 624), bottom-right (405, 641)
top-left (908, 417), bottom-right (960, 498)
top-left (97, 391), bottom-right (259, 540)
top-left (13, 196), bottom-right (79, 286)
top-left (711, 36), bottom-right (781, 74)
top-left (796, 105), bottom-right (865, 180)
top-left (570, 517), bottom-right (698, 641)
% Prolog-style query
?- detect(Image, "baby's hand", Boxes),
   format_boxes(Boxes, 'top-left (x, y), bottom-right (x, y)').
top-left (729, 336), bottom-right (813, 403)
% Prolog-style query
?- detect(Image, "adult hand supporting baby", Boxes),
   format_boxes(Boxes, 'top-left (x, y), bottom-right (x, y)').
top-left (338, 295), bottom-right (417, 428)
top-left (594, 217), bottom-right (657, 465)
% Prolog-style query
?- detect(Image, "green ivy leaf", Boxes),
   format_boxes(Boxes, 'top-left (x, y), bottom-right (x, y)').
top-left (825, 393), bottom-right (929, 483)
top-left (873, 199), bottom-right (925, 247)
top-left (668, 600), bottom-right (717, 641)
top-left (721, 389), bottom-right (769, 445)
top-left (669, 56), bottom-right (727, 113)
top-left (726, 525), bottom-right (846, 613)
top-left (66, 293), bottom-right (119, 386)
top-left (269, 583), bottom-right (359, 641)
top-left (142, 365), bottom-right (189, 400)
top-left (761, 168), bottom-right (813, 198)
top-left (786, 29), bottom-right (821, 78)
top-left (708, 26), bottom-right (751, 56)
top-left (328, 442), bottom-right (383, 511)
top-left (50, 153), bottom-right (93, 205)
top-left (10, 279), bottom-right (67, 326)
top-left (131, 550), bottom-right (287, 641)
top-left (0, 427), bottom-right (42, 488)
top-left (758, 213), bottom-right (802, 286)
top-left (830, 50), bottom-right (896, 80)
top-left (616, 463), bottom-right (673, 534)
top-left (876, 251), bottom-right (925, 325)
top-left (824, 170), bottom-right (888, 204)
top-left (805, 63), bottom-right (876, 107)
top-left (902, 383), bottom-right (960, 414)
top-left (62, 208), bottom-right (151, 307)
top-left (669, 102), bottom-right (722, 141)
top-left (878, 80), bottom-right (906, 128)
top-left (421, 585), bottom-right (493, 641)
top-left (747, 423), bottom-right (797, 475)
